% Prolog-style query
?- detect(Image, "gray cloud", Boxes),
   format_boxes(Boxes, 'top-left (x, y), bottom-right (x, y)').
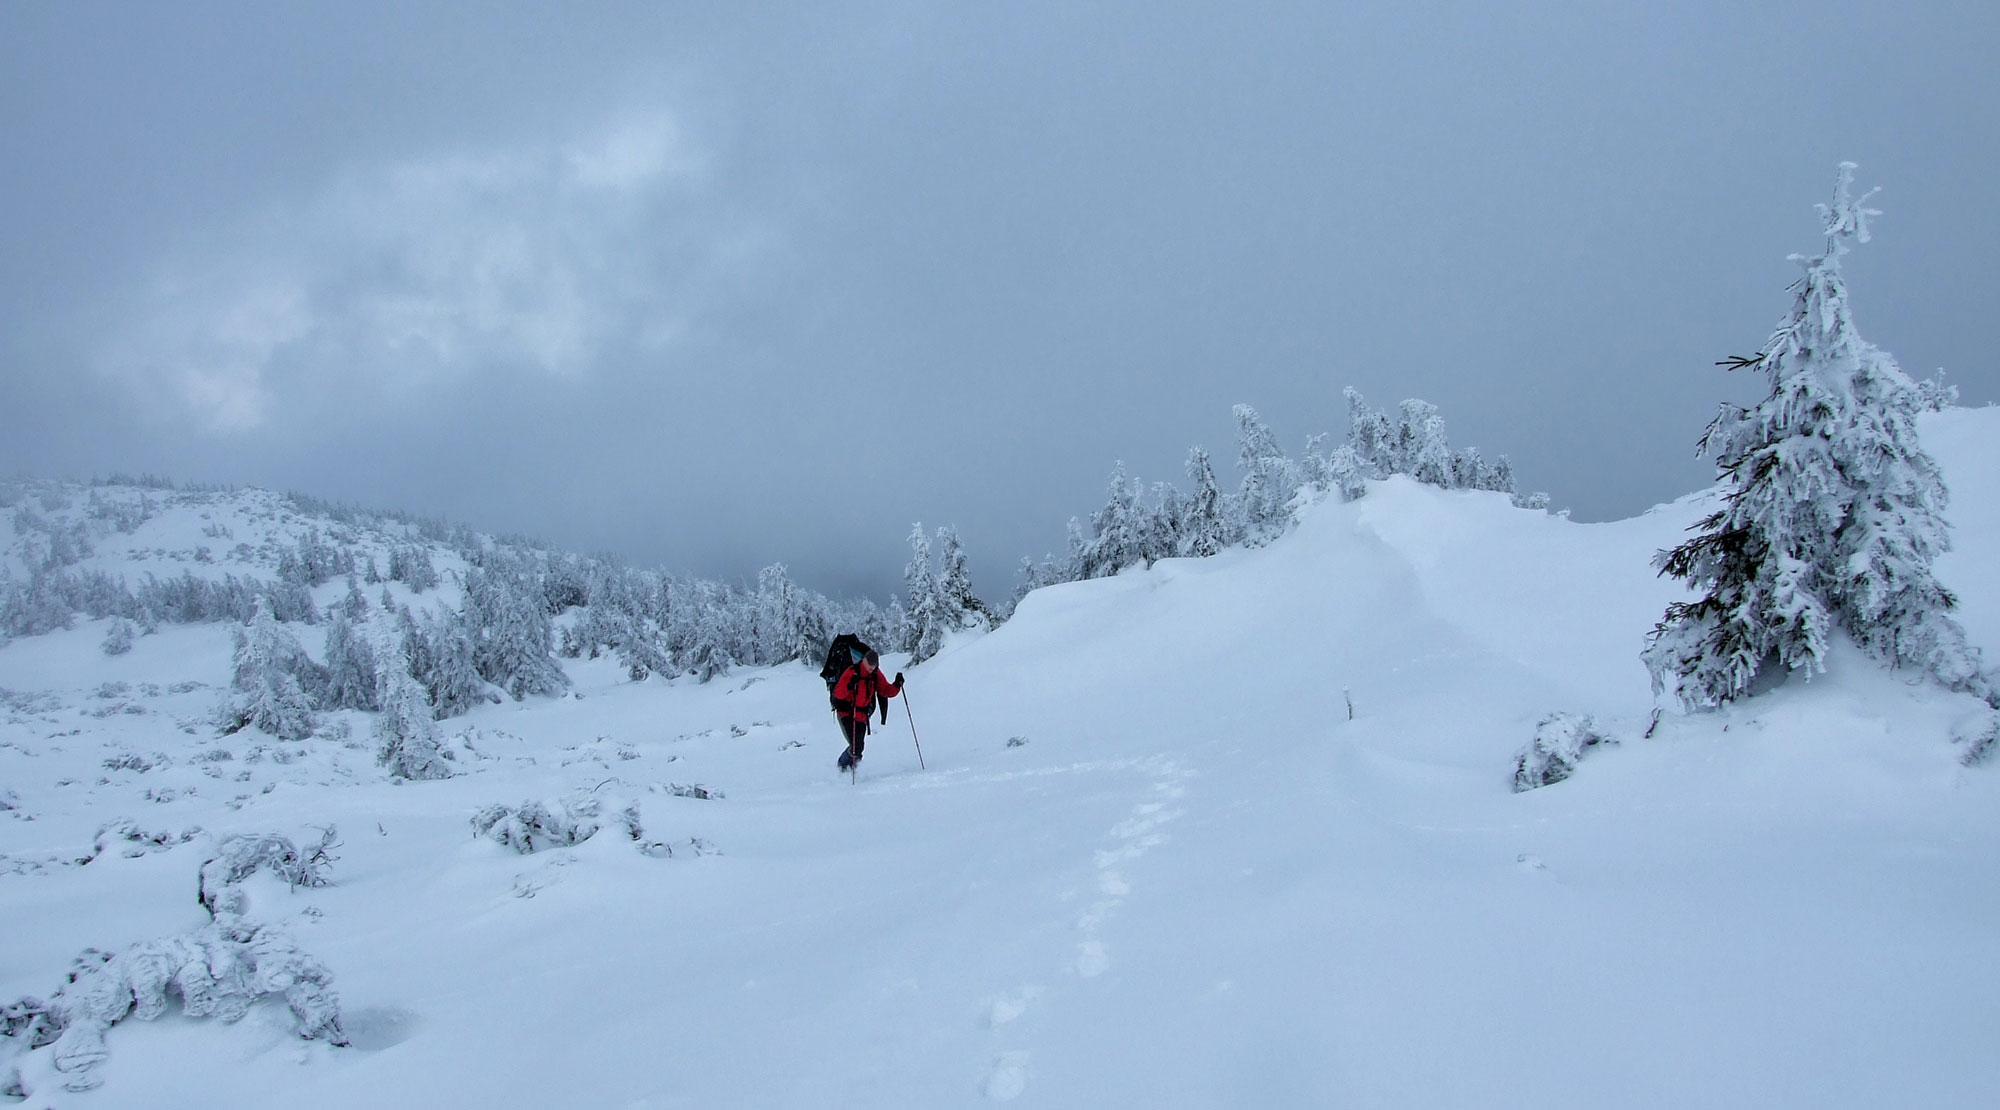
top-left (94, 111), bottom-right (779, 431)
top-left (2, 0), bottom-right (1995, 602)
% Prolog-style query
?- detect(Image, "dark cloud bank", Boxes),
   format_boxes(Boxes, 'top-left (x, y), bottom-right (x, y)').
top-left (2, 1), bottom-right (1994, 600)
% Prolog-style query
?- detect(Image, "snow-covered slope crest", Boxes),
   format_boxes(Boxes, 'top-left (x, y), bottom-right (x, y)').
top-left (3, 409), bottom-right (1999, 1108)
top-left (0, 478), bottom-right (477, 639)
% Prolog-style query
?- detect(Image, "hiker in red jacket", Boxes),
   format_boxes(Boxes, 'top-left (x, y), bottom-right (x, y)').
top-left (833, 648), bottom-right (903, 771)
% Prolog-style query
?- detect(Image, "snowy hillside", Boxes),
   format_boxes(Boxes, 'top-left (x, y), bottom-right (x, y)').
top-left (4, 409), bottom-right (1999, 1108)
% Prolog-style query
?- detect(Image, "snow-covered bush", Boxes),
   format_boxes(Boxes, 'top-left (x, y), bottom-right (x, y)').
top-left (83, 820), bottom-right (201, 863)
top-left (1513, 713), bottom-right (1618, 791)
top-left (196, 828), bottom-right (339, 915)
top-left (1644, 165), bottom-right (1989, 709)
top-left (471, 796), bottom-right (603, 853)
top-left (0, 916), bottom-right (346, 1095)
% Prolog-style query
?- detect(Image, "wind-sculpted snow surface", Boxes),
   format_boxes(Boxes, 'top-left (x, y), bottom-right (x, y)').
top-left (0, 410), bottom-right (1998, 1107)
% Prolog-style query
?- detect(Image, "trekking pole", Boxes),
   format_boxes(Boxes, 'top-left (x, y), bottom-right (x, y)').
top-left (902, 688), bottom-right (926, 770)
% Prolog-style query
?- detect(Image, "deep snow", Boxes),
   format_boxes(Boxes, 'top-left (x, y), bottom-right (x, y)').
top-left (3, 409), bottom-right (1998, 1108)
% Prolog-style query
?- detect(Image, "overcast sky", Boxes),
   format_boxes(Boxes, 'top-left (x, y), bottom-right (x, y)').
top-left (3, 1), bottom-right (1994, 600)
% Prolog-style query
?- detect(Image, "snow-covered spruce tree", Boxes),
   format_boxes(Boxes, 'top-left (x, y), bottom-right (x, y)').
top-left (101, 619), bottom-right (135, 656)
top-left (1391, 399), bottom-right (1452, 487)
top-left (1644, 164), bottom-right (1988, 709)
top-left (218, 598), bottom-right (323, 740)
top-left (1139, 482), bottom-right (1183, 567)
top-left (388, 544), bottom-right (438, 593)
top-left (399, 606), bottom-right (491, 718)
top-left (751, 563), bottom-right (828, 666)
top-left (1323, 443), bottom-right (1369, 502)
top-left (320, 610), bottom-right (380, 712)
top-left (1233, 405), bottom-right (1302, 547)
top-left (665, 577), bottom-right (737, 681)
top-left (905, 524), bottom-right (947, 665)
top-left (1916, 370), bottom-right (1958, 413)
top-left (336, 573), bottom-right (369, 621)
top-left (374, 637), bottom-right (452, 781)
top-left (1180, 447), bottom-right (1228, 557)
top-left (458, 560), bottom-right (568, 701)
top-left (1060, 517), bottom-right (1090, 582)
top-left (935, 526), bottom-right (991, 630)
top-left (1080, 463), bottom-right (1143, 578)
top-left (883, 594), bottom-right (912, 652)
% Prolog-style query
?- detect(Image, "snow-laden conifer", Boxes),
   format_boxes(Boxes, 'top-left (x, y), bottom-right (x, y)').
top-left (459, 560), bottom-right (569, 701)
top-left (320, 611), bottom-right (380, 711)
top-left (399, 606), bottom-right (491, 718)
top-left (1234, 406), bottom-right (1301, 547)
top-left (1644, 164), bottom-right (1989, 708)
top-left (374, 636), bottom-right (452, 781)
top-left (336, 573), bottom-right (369, 621)
top-left (1139, 483), bottom-right (1183, 567)
top-left (905, 524), bottom-right (946, 665)
top-left (218, 598), bottom-right (322, 740)
top-left (100, 619), bottom-right (134, 657)
top-left (935, 526), bottom-right (990, 630)
top-left (1077, 463), bottom-right (1151, 578)
top-left (1180, 447), bottom-right (1228, 557)
top-left (667, 578), bottom-right (737, 681)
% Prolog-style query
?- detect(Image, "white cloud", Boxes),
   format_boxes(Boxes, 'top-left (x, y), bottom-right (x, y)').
top-left (101, 111), bottom-right (776, 432)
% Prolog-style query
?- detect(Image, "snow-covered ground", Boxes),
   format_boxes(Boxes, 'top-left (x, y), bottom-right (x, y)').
top-left (4, 409), bottom-right (1998, 1108)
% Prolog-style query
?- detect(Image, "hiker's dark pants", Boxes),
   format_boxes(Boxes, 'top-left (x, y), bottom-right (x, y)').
top-left (839, 715), bottom-right (868, 760)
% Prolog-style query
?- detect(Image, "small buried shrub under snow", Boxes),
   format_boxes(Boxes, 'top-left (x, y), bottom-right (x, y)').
top-left (1513, 713), bottom-right (1618, 792)
top-left (620, 803), bottom-right (677, 858)
top-left (662, 782), bottom-right (723, 800)
top-left (471, 796), bottom-right (604, 853)
top-left (83, 820), bottom-right (203, 863)
top-left (197, 828), bottom-right (339, 915)
top-left (0, 915), bottom-right (346, 1095)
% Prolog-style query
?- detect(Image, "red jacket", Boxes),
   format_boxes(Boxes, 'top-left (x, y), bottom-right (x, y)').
top-left (832, 664), bottom-right (901, 721)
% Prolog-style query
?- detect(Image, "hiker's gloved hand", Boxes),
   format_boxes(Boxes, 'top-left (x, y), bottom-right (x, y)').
top-left (894, 672), bottom-right (905, 688)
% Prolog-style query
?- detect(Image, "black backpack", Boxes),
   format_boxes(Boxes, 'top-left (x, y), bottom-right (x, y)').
top-left (819, 633), bottom-right (888, 721)
top-left (820, 633), bottom-right (872, 690)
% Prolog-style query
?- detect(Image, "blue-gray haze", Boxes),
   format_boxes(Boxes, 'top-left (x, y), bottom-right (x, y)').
top-left (3, 1), bottom-right (1994, 601)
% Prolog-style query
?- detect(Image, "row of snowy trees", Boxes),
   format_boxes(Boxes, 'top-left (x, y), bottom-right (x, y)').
top-left (1011, 393), bottom-right (1547, 601)
top-left (217, 538), bottom-right (912, 758)
top-left (1, 567), bottom-right (318, 642)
